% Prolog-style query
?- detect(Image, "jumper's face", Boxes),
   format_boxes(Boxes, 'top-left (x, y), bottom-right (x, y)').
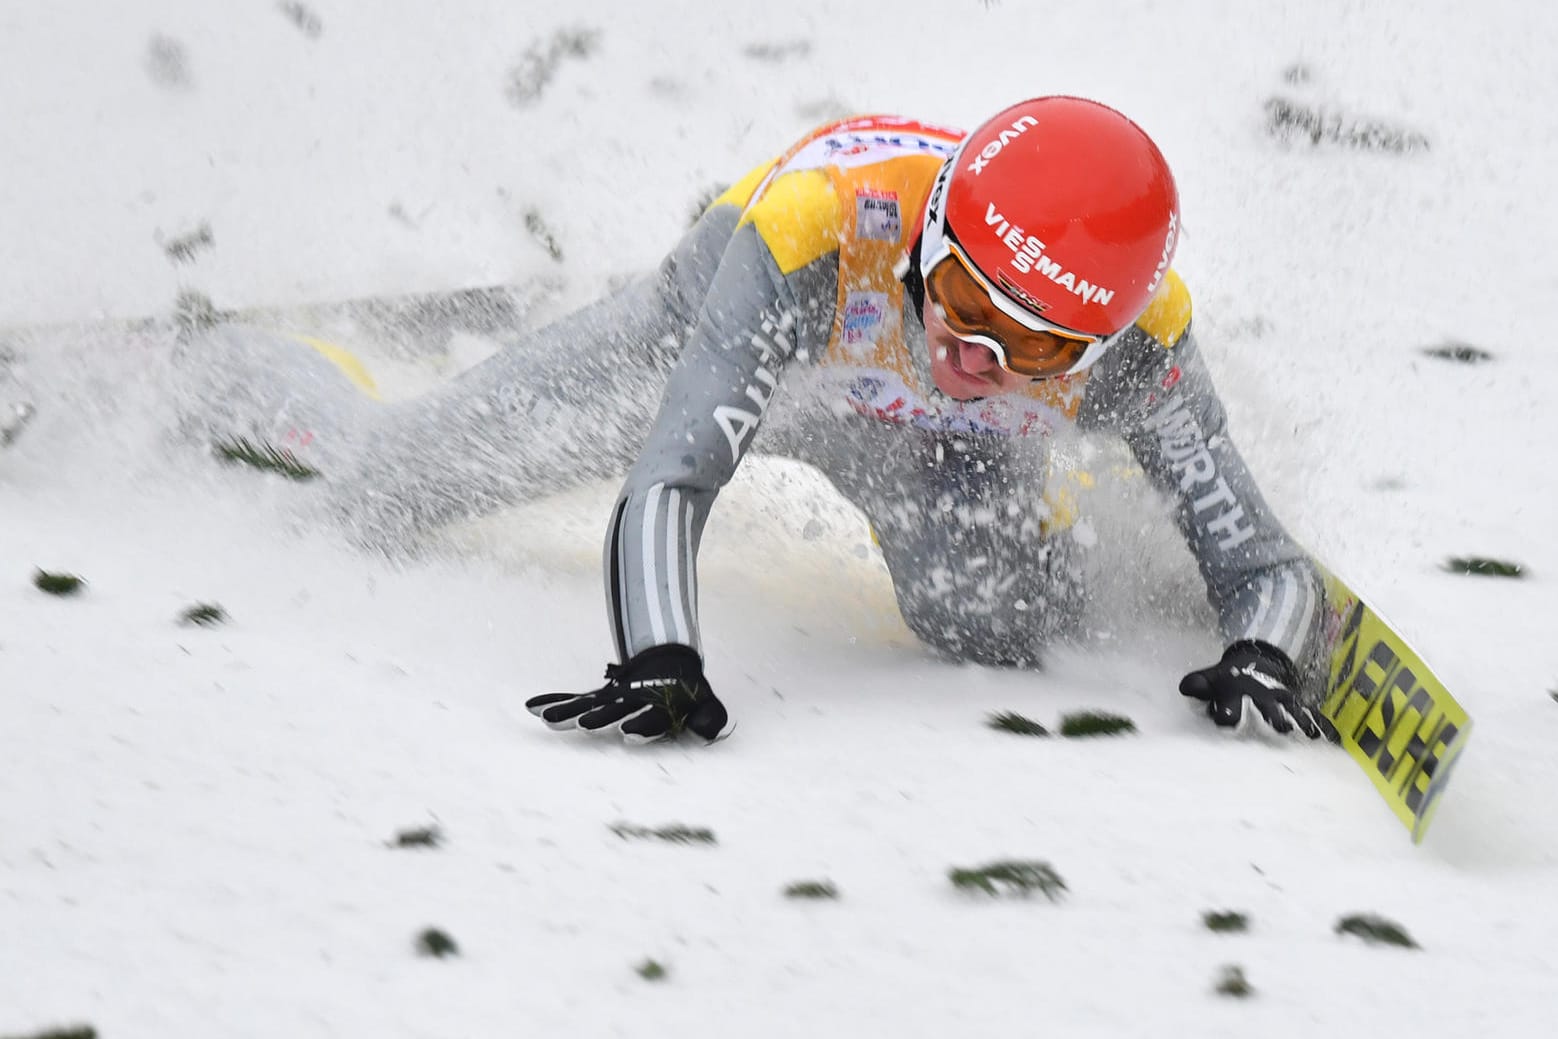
top-left (921, 294), bottom-right (1036, 401)
top-left (919, 244), bottom-right (1103, 400)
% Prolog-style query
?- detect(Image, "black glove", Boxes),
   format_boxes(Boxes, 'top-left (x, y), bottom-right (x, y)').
top-left (525, 644), bottom-right (731, 745)
top-left (1179, 640), bottom-right (1337, 741)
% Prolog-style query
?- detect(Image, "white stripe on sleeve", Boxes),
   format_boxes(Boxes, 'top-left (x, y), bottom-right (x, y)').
top-left (665, 488), bottom-right (689, 644)
top-left (682, 497), bottom-right (698, 633)
top-left (1265, 572), bottom-right (1299, 649)
top-left (1241, 575), bottom-right (1276, 642)
top-left (641, 483), bottom-right (668, 644)
top-left (608, 501), bottom-right (629, 660)
top-left (1281, 570), bottom-right (1318, 655)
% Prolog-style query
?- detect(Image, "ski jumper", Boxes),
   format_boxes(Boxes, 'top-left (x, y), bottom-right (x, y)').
top-left (598, 115), bottom-right (1320, 667)
top-left (180, 114), bottom-right (1322, 669)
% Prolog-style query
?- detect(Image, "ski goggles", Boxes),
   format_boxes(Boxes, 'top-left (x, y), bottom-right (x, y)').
top-left (924, 247), bottom-right (1104, 378)
top-left (917, 162), bottom-right (1118, 379)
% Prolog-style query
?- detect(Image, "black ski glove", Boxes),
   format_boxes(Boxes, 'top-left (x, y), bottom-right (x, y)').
top-left (1179, 640), bottom-right (1337, 741)
top-left (525, 644), bottom-right (731, 745)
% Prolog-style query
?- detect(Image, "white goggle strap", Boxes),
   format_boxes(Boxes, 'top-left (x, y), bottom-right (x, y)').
top-left (937, 317), bottom-right (1115, 378)
top-left (916, 157), bottom-right (956, 282)
top-left (1059, 334), bottom-right (1118, 377)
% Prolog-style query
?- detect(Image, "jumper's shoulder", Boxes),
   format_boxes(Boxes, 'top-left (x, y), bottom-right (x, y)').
top-left (1132, 269), bottom-right (1193, 348)
top-left (705, 159), bottom-right (778, 213)
top-left (736, 169), bottom-right (843, 275)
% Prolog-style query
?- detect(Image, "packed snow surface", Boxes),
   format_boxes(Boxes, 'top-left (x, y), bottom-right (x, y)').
top-left (3, 1), bottom-right (1557, 1036)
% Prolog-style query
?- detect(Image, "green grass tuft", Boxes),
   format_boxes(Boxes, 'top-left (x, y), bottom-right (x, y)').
top-left (179, 602), bottom-right (228, 627)
top-left (636, 958), bottom-right (668, 981)
top-left (1335, 913), bottom-right (1419, 949)
top-left (1421, 342), bottom-right (1493, 364)
top-left (161, 221), bottom-right (214, 264)
top-left (1214, 965), bottom-right (1253, 998)
top-left (610, 822), bottom-right (717, 845)
top-left (523, 210), bottom-right (565, 262)
top-left (415, 927), bottom-right (459, 958)
top-left (214, 437), bottom-right (320, 481)
top-left (391, 824), bottom-right (443, 849)
top-left (949, 859), bottom-right (1067, 901)
top-left (1263, 96), bottom-right (1430, 153)
top-left (1059, 711), bottom-right (1136, 738)
top-left (1202, 910), bottom-right (1250, 933)
top-left (277, 1), bottom-right (324, 38)
top-left (1443, 556), bottom-right (1524, 578)
top-left (33, 570), bottom-right (85, 596)
top-left (173, 289), bottom-right (230, 338)
top-left (783, 880), bottom-right (839, 900)
top-left (987, 711), bottom-right (1051, 737)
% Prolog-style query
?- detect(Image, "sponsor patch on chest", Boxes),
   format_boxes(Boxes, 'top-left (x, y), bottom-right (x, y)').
top-left (841, 291), bottom-right (890, 350)
top-left (854, 189), bottom-right (902, 242)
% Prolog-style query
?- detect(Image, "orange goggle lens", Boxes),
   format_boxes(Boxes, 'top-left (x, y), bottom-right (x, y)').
top-left (925, 252), bottom-right (1095, 378)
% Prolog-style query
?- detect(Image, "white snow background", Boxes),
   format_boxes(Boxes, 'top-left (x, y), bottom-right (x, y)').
top-left (3, 1), bottom-right (1557, 1036)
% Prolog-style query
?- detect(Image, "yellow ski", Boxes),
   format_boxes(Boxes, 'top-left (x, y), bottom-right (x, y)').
top-left (1313, 565), bottom-right (1473, 843)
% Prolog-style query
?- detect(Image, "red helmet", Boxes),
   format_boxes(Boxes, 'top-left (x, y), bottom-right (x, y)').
top-left (921, 97), bottom-right (1180, 339)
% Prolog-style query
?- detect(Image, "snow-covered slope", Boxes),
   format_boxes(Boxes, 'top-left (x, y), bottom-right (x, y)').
top-left (4, 2), bottom-right (1557, 1036)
